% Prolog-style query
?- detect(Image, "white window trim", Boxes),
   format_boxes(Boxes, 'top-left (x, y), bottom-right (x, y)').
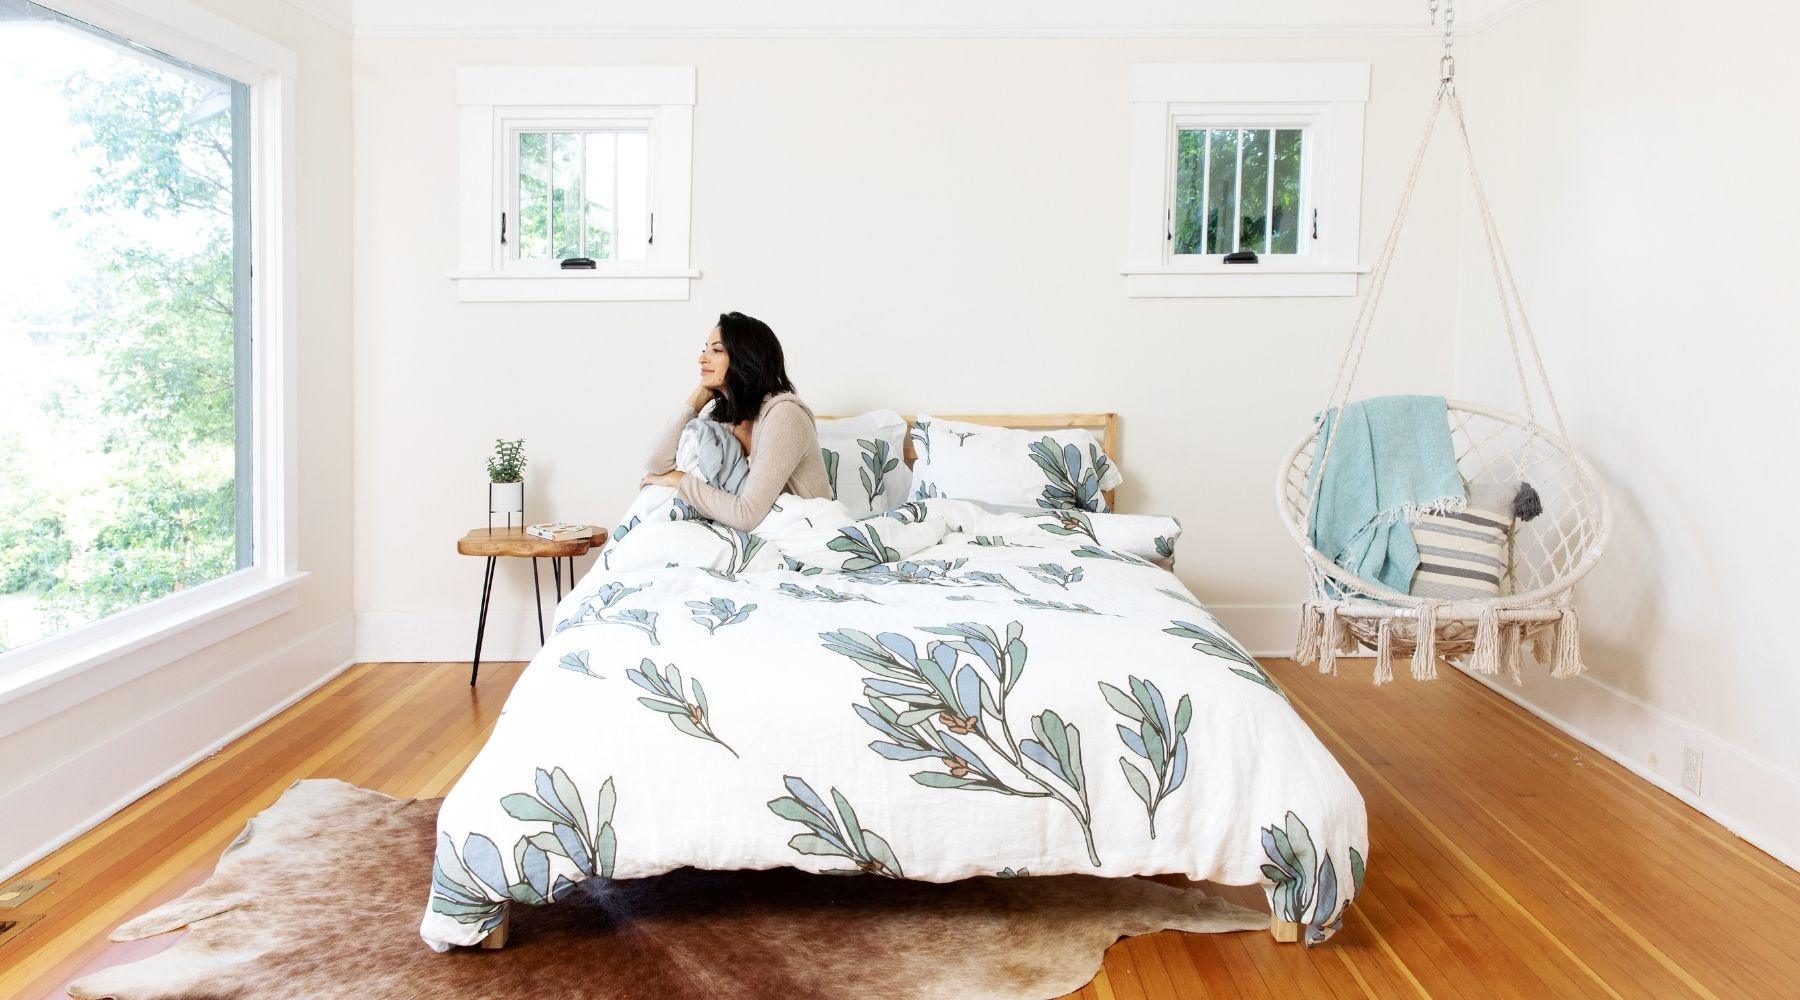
top-left (1124, 62), bottom-right (1370, 297)
top-left (0, 0), bottom-right (305, 740)
top-left (451, 66), bottom-right (698, 302)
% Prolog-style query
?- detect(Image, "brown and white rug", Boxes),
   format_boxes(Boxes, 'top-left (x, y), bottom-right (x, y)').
top-left (70, 779), bottom-right (1265, 1000)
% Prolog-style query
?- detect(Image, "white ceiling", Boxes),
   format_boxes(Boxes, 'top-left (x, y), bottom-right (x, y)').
top-left (337, 0), bottom-right (1529, 38)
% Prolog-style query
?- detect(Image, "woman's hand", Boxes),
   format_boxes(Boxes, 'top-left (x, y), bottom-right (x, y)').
top-left (685, 385), bottom-right (714, 411)
top-left (641, 470), bottom-right (686, 490)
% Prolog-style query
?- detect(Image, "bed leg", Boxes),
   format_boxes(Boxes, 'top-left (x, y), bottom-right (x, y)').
top-left (479, 904), bottom-right (510, 950)
top-left (1270, 916), bottom-right (1302, 943)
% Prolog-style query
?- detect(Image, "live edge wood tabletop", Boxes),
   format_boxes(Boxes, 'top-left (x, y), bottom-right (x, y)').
top-left (456, 525), bottom-right (608, 687)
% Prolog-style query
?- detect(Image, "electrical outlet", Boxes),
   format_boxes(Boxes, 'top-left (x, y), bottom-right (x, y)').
top-left (1681, 745), bottom-right (1703, 795)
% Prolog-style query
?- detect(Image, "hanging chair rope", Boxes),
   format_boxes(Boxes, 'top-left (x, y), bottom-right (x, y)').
top-left (1303, 64), bottom-right (1588, 534)
top-left (1276, 0), bottom-right (1610, 684)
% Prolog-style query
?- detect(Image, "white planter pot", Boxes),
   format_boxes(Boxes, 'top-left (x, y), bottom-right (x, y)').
top-left (489, 480), bottom-right (525, 518)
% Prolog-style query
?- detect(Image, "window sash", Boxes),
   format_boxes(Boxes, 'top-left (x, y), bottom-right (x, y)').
top-left (1169, 121), bottom-right (1313, 259)
top-left (504, 121), bottom-right (653, 268)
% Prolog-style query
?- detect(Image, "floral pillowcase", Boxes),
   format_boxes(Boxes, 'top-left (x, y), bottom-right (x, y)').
top-left (907, 414), bottom-right (1124, 513)
top-left (815, 410), bottom-right (910, 515)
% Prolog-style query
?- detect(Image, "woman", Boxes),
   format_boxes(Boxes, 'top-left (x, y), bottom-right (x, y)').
top-left (641, 312), bottom-right (832, 531)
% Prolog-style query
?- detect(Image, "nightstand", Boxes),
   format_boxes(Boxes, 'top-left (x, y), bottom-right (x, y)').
top-left (456, 525), bottom-right (608, 686)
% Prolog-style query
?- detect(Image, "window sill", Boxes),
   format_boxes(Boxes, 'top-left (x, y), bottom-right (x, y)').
top-left (1121, 262), bottom-right (1369, 298)
top-left (0, 570), bottom-right (307, 740)
top-left (448, 268), bottom-right (701, 303)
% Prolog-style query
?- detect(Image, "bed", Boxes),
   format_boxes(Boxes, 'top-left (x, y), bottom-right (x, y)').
top-left (422, 414), bottom-right (1368, 952)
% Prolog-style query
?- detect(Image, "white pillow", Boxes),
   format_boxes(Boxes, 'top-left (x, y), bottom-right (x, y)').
top-left (908, 414), bottom-right (1123, 513)
top-left (815, 410), bottom-right (909, 515)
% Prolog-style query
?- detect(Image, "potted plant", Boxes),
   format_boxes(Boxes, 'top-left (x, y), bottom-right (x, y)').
top-left (487, 438), bottom-right (527, 531)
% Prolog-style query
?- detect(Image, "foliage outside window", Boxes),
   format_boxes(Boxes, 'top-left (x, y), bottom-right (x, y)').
top-left (514, 130), bottom-right (649, 263)
top-left (0, 3), bottom-right (251, 654)
top-left (1174, 128), bottom-right (1304, 256)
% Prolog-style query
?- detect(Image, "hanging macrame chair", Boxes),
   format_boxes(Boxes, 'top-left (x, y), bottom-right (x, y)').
top-left (1274, 12), bottom-right (1610, 685)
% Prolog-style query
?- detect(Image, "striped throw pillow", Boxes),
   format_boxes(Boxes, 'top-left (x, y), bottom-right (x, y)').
top-left (1409, 481), bottom-right (1516, 599)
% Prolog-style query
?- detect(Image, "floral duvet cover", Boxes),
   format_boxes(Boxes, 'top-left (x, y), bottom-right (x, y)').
top-left (423, 498), bottom-right (1368, 951)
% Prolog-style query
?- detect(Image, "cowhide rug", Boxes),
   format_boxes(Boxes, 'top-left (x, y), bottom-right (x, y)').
top-left (70, 779), bottom-right (1265, 1000)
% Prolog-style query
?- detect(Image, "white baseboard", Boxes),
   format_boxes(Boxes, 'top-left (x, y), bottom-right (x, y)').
top-left (1452, 661), bottom-right (1800, 872)
top-left (354, 608), bottom-right (550, 663)
top-left (0, 614), bottom-right (356, 883)
top-left (1205, 603), bottom-right (1299, 657)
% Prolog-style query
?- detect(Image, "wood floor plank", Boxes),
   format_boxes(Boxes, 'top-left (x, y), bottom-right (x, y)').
top-left (4, 657), bottom-right (1798, 1000)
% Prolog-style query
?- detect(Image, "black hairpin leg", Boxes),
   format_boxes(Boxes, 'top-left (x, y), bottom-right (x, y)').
top-left (565, 556), bottom-right (577, 592)
top-left (532, 557), bottom-right (545, 644)
top-left (470, 556), bottom-right (497, 687)
top-left (552, 557), bottom-right (563, 601)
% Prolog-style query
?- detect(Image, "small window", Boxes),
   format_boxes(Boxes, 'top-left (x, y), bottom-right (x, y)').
top-left (1125, 63), bottom-right (1368, 297)
top-left (511, 129), bottom-right (650, 264)
top-left (1173, 127), bottom-right (1306, 257)
top-left (454, 66), bottom-right (697, 302)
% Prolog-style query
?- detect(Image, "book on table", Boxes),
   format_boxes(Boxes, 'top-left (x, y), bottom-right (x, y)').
top-left (525, 522), bottom-right (591, 542)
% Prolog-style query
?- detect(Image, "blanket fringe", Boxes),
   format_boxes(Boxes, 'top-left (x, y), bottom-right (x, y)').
top-left (1411, 604), bottom-right (1439, 681)
top-left (1551, 606), bottom-right (1586, 679)
top-left (1374, 494), bottom-right (1469, 528)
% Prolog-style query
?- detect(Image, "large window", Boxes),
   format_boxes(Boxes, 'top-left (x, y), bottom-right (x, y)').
top-left (0, 1), bottom-right (251, 654)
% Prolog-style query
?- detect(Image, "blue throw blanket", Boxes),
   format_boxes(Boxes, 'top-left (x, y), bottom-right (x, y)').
top-left (1307, 395), bottom-right (1464, 594)
top-left (678, 418), bottom-right (751, 494)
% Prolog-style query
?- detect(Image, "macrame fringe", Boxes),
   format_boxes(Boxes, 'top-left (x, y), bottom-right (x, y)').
top-left (1294, 601), bottom-right (1321, 667)
top-left (1373, 619), bottom-right (1395, 686)
top-left (1318, 605), bottom-right (1340, 676)
top-left (1501, 623), bottom-right (1525, 684)
top-left (1411, 604), bottom-right (1439, 681)
top-left (1469, 610), bottom-right (1502, 676)
top-left (1551, 606), bottom-right (1585, 679)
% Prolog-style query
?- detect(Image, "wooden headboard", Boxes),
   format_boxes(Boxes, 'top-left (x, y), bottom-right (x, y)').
top-left (820, 412), bottom-right (1122, 510)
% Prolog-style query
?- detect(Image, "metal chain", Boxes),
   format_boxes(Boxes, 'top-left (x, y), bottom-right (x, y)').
top-left (1432, 0), bottom-right (1457, 83)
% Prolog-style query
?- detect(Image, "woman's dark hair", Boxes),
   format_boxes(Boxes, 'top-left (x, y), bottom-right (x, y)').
top-left (706, 311), bottom-right (795, 424)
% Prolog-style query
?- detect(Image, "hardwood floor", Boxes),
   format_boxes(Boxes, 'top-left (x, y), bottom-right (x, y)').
top-left (3, 658), bottom-right (1797, 998)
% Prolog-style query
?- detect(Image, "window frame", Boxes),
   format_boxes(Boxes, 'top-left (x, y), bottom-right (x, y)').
top-left (1124, 63), bottom-right (1370, 297)
top-left (452, 66), bottom-right (698, 302)
top-left (0, 0), bottom-right (304, 740)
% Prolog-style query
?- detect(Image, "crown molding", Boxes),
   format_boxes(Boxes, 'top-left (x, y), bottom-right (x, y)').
top-left (284, 0), bottom-right (352, 35)
top-left (346, 1), bottom-right (1547, 41)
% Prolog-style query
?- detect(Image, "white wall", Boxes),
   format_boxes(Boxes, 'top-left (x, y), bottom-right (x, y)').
top-left (1452, 0), bottom-right (1800, 867)
top-left (0, 0), bottom-right (355, 878)
top-left (351, 33), bottom-right (1466, 659)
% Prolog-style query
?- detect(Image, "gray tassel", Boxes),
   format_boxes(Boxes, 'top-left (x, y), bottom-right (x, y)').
top-left (1513, 481), bottom-right (1543, 522)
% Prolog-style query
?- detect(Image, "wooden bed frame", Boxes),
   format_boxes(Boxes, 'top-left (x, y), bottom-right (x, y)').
top-left (473, 408), bottom-right (1295, 947)
top-left (817, 412), bottom-right (1123, 510)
